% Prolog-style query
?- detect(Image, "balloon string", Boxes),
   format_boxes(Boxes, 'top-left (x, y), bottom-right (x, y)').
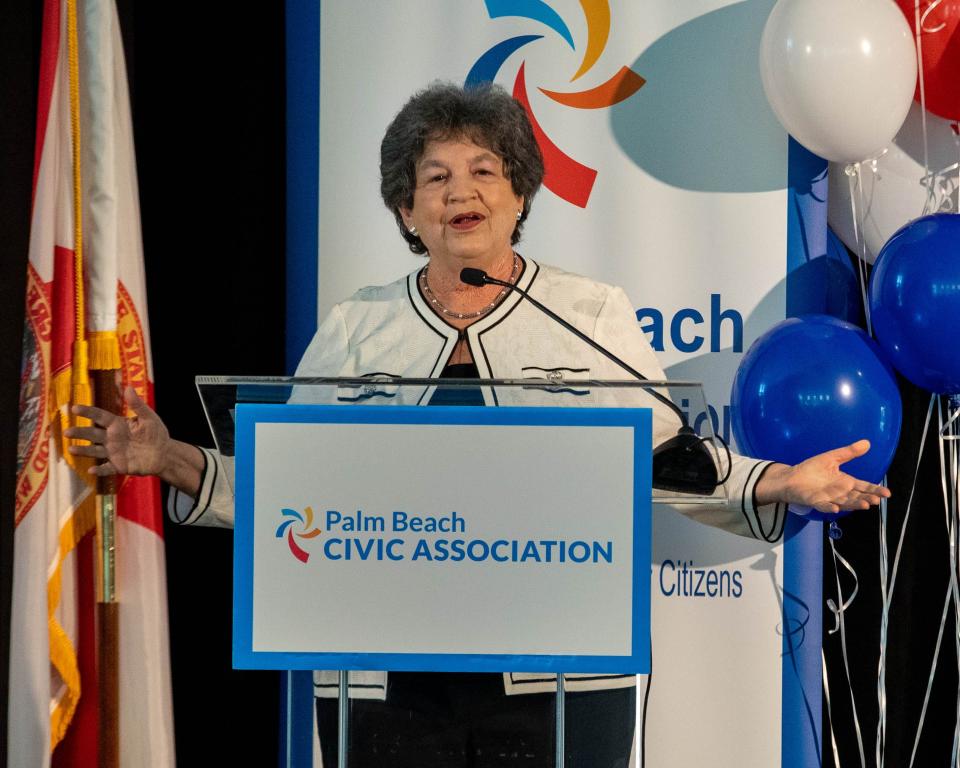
top-left (950, 403), bottom-right (959, 768)
top-left (828, 541), bottom-right (860, 633)
top-left (936, 397), bottom-right (960, 767)
top-left (852, 169), bottom-right (874, 338)
top-left (935, 397), bottom-right (956, 606)
top-left (843, 163), bottom-right (870, 332)
top-left (823, 650), bottom-right (843, 768)
top-left (949, 408), bottom-right (960, 766)
top-left (941, 397), bottom-right (960, 437)
top-left (920, 162), bottom-right (959, 214)
top-left (920, 0), bottom-right (946, 34)
top-left (846, 164), bottom-right (873, 334)
top-left (827, 537), bottom-right (866, 768)
top-left (950, 409), bottom-right (960, 767)
top-left (886, 396), bottom-right (935, 602)
top-left (914, 0), bottom-right (935, 215)
top-left (908, 582), bottom-right (954, 767)
top-left (877, 491), bottom-right (889, 768)
top-left (880, 395), bottom-right (935, 767)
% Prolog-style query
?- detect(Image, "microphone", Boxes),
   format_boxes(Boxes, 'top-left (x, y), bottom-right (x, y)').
top-left (461, 267), bottom-right (725, 494)
top-left (459, 267), bottom-right (500, 286)
top-left (461, 268), bottom-right (681, 412)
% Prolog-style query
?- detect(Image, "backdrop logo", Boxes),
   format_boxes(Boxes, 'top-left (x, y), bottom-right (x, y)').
top-left (466, 0), bottom-right (646, 207)
top-left (276, 507), bottom-right (322, 563)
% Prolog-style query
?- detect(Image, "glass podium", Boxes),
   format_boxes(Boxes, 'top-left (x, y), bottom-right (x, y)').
top-left (197, 376), bottom-right (729, 768)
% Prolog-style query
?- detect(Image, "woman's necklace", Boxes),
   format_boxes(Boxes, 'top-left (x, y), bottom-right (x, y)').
top-left (419, 253), bottom-right (521, 320)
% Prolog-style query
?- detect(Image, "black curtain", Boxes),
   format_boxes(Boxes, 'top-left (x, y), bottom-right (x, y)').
top-left (124, 1), bottom-right (286, 765)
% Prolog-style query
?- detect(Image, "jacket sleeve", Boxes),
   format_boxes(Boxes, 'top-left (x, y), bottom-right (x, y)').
top-left (166, 304), bottom-right (351, 529)
top-left (166, 447), bottom-right (235, 528)
top-left (593, 285), bottom-right (787, 542)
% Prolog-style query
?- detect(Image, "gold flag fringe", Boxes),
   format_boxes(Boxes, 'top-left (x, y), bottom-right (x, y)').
top-left (47, 492), bottom-right (96, 748)
top-left (87, 330), bottom-right (121, 370)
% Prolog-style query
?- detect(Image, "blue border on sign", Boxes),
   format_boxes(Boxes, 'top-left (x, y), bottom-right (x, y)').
top-left (233, 403), bottom-right (652, 674)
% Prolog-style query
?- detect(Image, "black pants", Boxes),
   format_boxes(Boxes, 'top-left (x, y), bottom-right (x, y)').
top-left (316, 672), bottom-right (635, 768)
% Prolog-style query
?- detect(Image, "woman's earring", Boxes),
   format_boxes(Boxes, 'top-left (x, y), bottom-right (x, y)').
top-left (516, 210), bottom-right (522, 221)
top-left (409, 225), bottom-right (419, 237)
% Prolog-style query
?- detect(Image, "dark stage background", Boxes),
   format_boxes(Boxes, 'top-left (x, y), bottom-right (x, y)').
top-left (1, 1), bottom-right (957, 766)
top-left (123, 0), bottom-right (286, 764)
top-left (2, 1), bottom-right (284, 765)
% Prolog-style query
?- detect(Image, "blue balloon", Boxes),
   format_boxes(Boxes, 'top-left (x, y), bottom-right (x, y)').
top-left (870, 213), bottom-right (960, 394)
top-left (731, 315), bottom-right (902, 520)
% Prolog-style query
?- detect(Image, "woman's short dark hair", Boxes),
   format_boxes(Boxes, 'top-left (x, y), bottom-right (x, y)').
top-left (380, 82), bottom-right (545, 254)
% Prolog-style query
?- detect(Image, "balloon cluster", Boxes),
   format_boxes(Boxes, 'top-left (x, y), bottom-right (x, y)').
top-left (735, 0), bottom-right (960, 522)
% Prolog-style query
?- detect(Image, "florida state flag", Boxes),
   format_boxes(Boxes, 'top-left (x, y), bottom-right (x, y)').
top-left (10, 0), bottom-right (174, 764)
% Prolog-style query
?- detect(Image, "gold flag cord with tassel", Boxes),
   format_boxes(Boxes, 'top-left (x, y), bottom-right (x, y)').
top-left (47, 0), bottom-right (98, 751)
top-left (66, 0), bottom-right (90, 414)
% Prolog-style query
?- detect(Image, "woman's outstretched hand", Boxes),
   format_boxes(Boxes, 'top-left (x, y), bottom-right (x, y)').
top-left (65, 386), bottom-right (204, 496)
top-left (66, 386), bottom-right (172, 477)
top-left (754, 439), bottom-right (892, 514)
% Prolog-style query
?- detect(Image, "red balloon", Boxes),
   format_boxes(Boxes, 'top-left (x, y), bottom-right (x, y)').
top-left (896, 0), bottom-right (960, 120)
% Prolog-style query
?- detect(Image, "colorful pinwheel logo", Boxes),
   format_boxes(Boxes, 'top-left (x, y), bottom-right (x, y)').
top-left (466, 0), bottom-right (645, 208)
top-left (276, 507), bottom-right (322, 563)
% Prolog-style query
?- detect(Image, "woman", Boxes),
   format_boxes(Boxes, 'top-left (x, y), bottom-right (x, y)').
top-left (68, 83), bottom-right (889, 766)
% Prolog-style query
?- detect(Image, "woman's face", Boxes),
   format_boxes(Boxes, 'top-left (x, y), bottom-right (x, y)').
top-left (400, 137), bottom-right (524, 270)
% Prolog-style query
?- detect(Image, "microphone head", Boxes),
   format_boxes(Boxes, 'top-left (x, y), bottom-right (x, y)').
top-left (652, 431), bottom-right (719, 495)
top-left (460, 268), bottom-right (488, 287)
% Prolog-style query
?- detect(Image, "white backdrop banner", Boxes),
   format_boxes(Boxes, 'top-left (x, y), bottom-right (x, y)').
top-left (285, 1), bottom-right (826, 766)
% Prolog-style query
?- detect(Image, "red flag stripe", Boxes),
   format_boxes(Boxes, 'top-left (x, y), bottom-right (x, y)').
top-left (32, 0), bottom-right (61, 202)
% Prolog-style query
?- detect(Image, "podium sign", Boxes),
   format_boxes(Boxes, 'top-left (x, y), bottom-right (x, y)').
top-left (232, 404), bottom-right (652, 674)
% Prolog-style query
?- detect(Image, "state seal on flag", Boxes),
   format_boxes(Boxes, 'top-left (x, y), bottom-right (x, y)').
top-left (16, 264), bottom-right (52, 523)
top-left (117, 280), bottom-right (150, 410)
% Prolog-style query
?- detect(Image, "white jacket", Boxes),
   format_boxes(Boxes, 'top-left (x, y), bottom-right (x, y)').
top-left (169, 258), bottom-right (785, 697)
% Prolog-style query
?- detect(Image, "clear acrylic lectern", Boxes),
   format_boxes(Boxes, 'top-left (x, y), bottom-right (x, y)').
top-left (197, 376), bottom-right (728, 768)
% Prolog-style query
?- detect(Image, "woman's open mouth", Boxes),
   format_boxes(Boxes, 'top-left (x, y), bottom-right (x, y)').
top-left (448, 212), bottom-right (485, 231)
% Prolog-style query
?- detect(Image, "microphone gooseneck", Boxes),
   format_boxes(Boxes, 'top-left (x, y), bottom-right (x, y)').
top-left (459, 266), bottom-right (727, 494)
top-left (459, 268), bottom-right (684, 420)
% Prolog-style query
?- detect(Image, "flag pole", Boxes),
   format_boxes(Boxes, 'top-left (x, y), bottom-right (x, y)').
top-left (94, 373), bottom-right (120, 768)
top-left (21, 0), bottom-right (171, 761)
top-left (65, 0), bottom-right (120, 762)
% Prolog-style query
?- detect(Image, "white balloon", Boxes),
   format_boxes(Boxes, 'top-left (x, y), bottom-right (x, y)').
top-left (760, 0), bottom-right (918, 164)
top-left (829, 102), bottom-right (960, 262)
